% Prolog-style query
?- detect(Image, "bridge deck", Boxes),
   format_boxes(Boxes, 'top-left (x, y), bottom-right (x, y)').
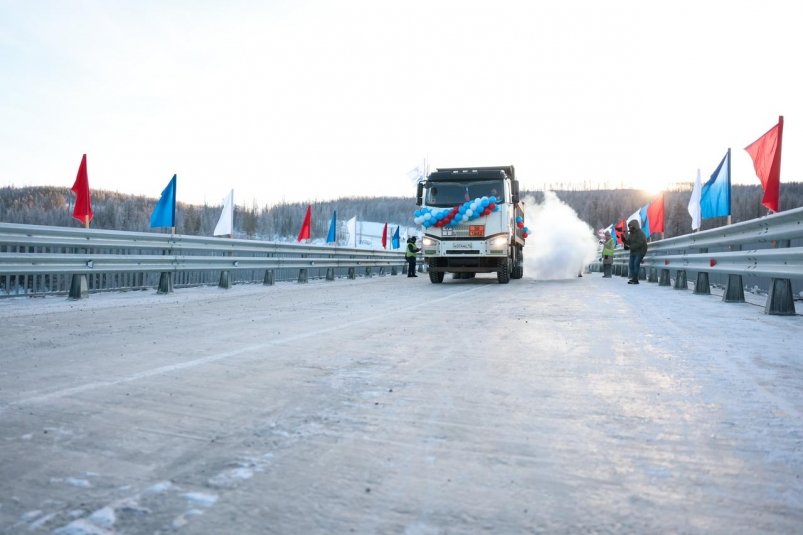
top-left (1, 275), bottom-right (801, 533)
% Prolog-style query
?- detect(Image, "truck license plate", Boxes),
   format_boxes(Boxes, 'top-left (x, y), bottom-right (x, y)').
top-left (469, 225), bottom-right (485, 237)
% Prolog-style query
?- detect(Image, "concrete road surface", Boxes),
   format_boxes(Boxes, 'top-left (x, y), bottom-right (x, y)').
top-left (1, 274), bottom-right (802, 534)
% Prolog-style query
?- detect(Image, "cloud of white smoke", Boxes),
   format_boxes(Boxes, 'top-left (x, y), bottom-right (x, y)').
top-left (522, 192), bottom-right (599, 280)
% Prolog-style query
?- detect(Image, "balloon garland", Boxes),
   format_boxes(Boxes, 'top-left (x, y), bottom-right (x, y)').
top-left (414, 196), bottom-right (501, 228)
top-left (414, 196), bottom-right (528, 239)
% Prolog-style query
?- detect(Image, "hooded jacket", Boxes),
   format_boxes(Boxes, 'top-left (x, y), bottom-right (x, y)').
top-left (626, 223), bottom-right (648, 256)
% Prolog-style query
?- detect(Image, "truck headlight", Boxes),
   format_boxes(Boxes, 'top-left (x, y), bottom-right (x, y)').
top-left (422, 236), bottom-right (438, 247)
top-left (489, 235), bottom-right (508, 248)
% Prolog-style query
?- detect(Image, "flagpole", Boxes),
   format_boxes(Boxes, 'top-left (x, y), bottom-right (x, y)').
top-left (775, 115), bottom-right (784, 214)
top-left (84, 215), bottom-right (89, 229)
top-left (726, 147), bottom-right (732, 226)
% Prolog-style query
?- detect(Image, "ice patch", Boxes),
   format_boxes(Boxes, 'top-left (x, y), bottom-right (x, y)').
top-left (146, 480), bottom-right (173, 493)
top-left (65, 477), bottom-right (93, 488)
top-left (21, 509), bottom-right (42, 521)
top-left (21, 433), bottom-right (33, 440)
top-left (28, 511), bottom-right (57, 530)
top-left (53, 518), bottom-right (113, 535)
top-left (183, 492), bottom-right (218, 507)
top-left (51, 477), bottom-right (93, 488)
top-left (207, 467), bottom-right (254, 489)
top-left (88, 506), bottom-right (116, 528)
top-left (172, 508), bottom-right (204, 529)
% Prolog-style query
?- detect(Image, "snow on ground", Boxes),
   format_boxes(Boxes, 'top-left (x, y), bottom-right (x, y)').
top-left (1, 200), bottom-right (802, 533)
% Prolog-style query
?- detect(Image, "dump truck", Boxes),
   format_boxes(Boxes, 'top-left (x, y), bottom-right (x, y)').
top-left (414, 166), bottom-right (527, 284)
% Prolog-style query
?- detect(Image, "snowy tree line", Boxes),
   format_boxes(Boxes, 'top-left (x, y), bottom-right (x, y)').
top-left (1, 183), bottom-right (802, 240)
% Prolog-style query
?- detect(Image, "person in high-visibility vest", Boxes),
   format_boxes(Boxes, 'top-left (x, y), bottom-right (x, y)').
top-left (602, 230), bottom-right (615, 278)
top-left (405, 237), bottom-right (420, 277)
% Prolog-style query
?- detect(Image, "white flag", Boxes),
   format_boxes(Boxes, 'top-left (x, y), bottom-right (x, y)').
top-left (346, 216), bottom-right (357, 247)
top-left (406, 158), bottom-right (428, 183)
top-left (626, 209), bottom-right (641, 225)
top-left (688, 169), bottom-right (702, 231)
top-left (213, 189), bottom-right (234, 236)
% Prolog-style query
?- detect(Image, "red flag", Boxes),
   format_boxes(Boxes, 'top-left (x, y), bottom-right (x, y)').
top-left (381, 222), bottom-right (388, 249)
top-left (614, 219), bottom-right (626, 244)
top-left (745, 116), bottom-right (783, 212)
top-left (71, 154), bottom-right (93, 225)
top-left (296, 205), bottom-right (311, 241)
top-left (646, 193), bottom-right (665, 234)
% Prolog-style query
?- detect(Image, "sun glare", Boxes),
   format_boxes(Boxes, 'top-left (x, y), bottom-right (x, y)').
top-left (640, 179), bottom-right (668, 197)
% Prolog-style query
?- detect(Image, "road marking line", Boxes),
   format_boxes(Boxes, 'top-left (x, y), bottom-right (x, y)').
top-left (4, 285), bottom-right (487, 409)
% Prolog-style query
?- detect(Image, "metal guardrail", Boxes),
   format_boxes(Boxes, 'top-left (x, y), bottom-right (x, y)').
top-left (590, 205), bottom-right (803, 316)
top-left (0, 222), bottom-right (407, 298)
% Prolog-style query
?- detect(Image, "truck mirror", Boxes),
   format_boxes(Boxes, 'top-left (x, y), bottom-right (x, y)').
top-left (511, 181), bottom-right (519, 203)
top-left (416, 182), bottom-right (423, 206)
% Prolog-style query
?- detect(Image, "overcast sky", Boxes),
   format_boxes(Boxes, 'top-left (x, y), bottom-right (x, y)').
top-left (1, 0), bottom-right (801, 208)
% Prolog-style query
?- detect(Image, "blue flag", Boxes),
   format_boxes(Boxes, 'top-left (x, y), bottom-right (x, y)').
top-left (639, 204), bottom-right (650, 238)
top-left (700, 149), bottom-right (731, 219)
top-left (391, 226), bottom-right (400, 249)
top-left (150, 174), bottom-right (177, 228)
top-left (326, 210), bottom-right (337, 243)
top-left (606, 224), bottom-right (617, 246)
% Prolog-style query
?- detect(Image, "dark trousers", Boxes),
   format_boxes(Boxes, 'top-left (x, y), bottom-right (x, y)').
top-left (629, 254), bottom-right (643, 280)
top-left (407, 256), bottom-right (416, 276)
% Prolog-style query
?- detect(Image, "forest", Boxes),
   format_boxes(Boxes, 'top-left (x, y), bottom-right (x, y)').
top-left (1, 182), bottom-right (802, 241)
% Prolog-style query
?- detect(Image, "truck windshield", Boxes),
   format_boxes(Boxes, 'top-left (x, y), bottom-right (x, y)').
top-left (424, 180), bottom-right (504, 207)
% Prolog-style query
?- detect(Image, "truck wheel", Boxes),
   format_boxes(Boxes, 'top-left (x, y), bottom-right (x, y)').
top-left (511, 248), bottom-right (524, 279)
top-left (497, 259), bottom-right (511, 284)
top-left (429, 269), bottom-right (444, 283)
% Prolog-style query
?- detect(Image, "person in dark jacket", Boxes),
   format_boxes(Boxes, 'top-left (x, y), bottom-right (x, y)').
top-left (405, 237), bottom-right (420, 277)
top-left (624, 220), bottom-right (648, 284)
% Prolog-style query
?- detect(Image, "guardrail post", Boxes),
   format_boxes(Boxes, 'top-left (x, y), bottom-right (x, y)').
top-left (391, 266), bottom-right (398, 275)
top-left (694, 272), bottom-right (711, 294)
top-left (659, 269), bottom-right (671, 286)
top-left (765, 278), bottom-right (796, 315)
top-left (263, 269), bottom-right (274, 286)
top-left (298, 268), bottom-right (308, 283)
top-left (326, 267), bottom-right (335, 281)
top-left (379, 267), bottom-right (386, 276)
top-left (647, 267), bottom-right (657, 283)
top-left (157, 272), bottom-right (173, 294)
top-left (347, 267), bottom-right (356, 279)
top-left (674, 270), bottom-right (687, 290)
top-left (723, 274), bottom-right (745, 303)
top-left (68, 274), bottom-right (88, 300)
top-left (365, 267), bottom-right (373, 278)
top-left (218, 271), bottom-right (231, 289)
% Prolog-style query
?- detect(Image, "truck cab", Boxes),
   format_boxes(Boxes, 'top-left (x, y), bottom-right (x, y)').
top-left (415, 166), bottom-right (526, 284)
